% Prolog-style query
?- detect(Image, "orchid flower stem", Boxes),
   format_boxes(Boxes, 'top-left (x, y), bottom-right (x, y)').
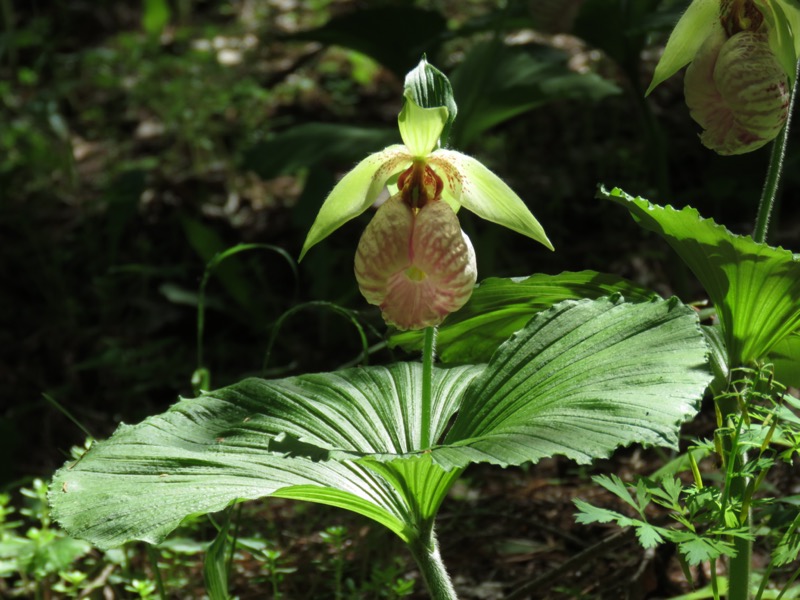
top-left (753, 60), bottom-right (800, 244)
top-left (421, 326), bottom-right (436, 450)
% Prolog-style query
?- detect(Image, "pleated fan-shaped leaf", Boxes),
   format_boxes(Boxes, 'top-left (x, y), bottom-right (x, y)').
top-left (427, 296), bottom-right (712, 470)
top-left (50, 295), bottom-right (712, 552)
top-left (770, 332), bottom-right (800, 387)
top-left (50, 364), bottom-right (481, 549)
top-left (702, 324), bottom-right (731, 395)
top-left (599, 186), bottom-right (800, 367)
top-left (390, 270), bottom-right (657, 363)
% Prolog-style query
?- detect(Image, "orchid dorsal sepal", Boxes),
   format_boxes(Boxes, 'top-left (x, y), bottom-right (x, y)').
top-left (403, 56), bottom-right (458, 146)
top-left (398, 92), bottom-right (449, 157)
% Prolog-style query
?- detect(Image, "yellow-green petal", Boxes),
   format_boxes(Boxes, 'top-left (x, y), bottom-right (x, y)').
top-left (397, 92), bottom-right (449, 157)
top-left (647, 0), bottom-right (722, 96)
top-left (432, 150), bottom-right (553, 251)
top-left (300, 146), bottom-right (411, 260)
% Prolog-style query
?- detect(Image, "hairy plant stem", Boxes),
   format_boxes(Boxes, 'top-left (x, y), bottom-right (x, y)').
top-left (408, 529), bottom-right (458, 600)
top-left (420, 326), bottom-right (436, 450)
top-left (753, 61), bottom-right (800, 244)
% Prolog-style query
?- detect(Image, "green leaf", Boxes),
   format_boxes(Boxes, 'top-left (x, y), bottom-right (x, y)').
top-left (634, 522), bottom-right (666, 549)
top-left (429, 296), bottom-right (711, 469)
top-left (573, 499), bottom-right (629, 525)
top-left (668, 532), bottom-right (738, 564)
top-left (772, 511), bottom-right (800, 566)
top-left (49, 364), bottom-right (482, 549)
top-left (397, 93), bottom-right (448, 157)
top-left (646, 0), bottom-right (722, 95)
top-left (655, 477), bottom-right (687, 508)
top-left (449, 41), bottom-right (620, 148)
top-left (775, 0), bottom-right (800, 61)
top-left (762, 0), bottom-right (800, 83)
top-left (592, 474), bottom-right (640, 511)
top-left (390, 271), bottom-right (657, 363)
top-left (769, 332), bottom-right (800, 387)
top-left (599, 186), bottom-right (800, 367)
top-left (576, 498), bottom-right (665, 549)
top-left (142, 0), bottom-right (171, 35)
top-left (651, 447), bottom-right (711, 481)
top-left (50, 297), bottom-right (710, 552)
top-left (403, 57), bottom-right (457, 146)
top-left (47, 537), bottom-right (94, 574)
top-left (433, 149), bottom-right (553, 249)
top-left (4, 533), bottom-right (92, 577)
top-left (360, 455), bottom-right (463, 532)
top-left (299, 145), bottom-right (410, 260)
top-left (702, 324), bottom-right (730, 395)
top-left (204, 513), bottom-right (231, 600)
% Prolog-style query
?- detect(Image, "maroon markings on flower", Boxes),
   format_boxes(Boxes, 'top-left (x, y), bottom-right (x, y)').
top-left (685, 29), bottom-right (789, 155)
top-left (397, 161), bottom-right (444, 210)
top-left (354, 195), bottom-right (413, 307)
top-left (354, 195), bottom-right (477, 331)
top-left (427, 153), bottom-right (464, 201)
top-left (721, 0), bottom-right (764, 36)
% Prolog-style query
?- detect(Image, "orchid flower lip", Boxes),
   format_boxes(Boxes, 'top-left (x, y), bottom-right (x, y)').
top-left (354, 194), bottom-right (477, 331)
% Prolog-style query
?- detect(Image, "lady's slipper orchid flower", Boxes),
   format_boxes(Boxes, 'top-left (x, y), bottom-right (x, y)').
top-left (354, 191), bottom-right (477, 330)
top-left (647, 0), bottom-right (800, 155)
top-left (301, 94), bottom-right (552, 330)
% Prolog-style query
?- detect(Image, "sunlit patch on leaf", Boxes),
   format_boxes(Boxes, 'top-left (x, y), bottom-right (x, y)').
top-left (428, 296), bottom-right (711, 470)
top-left (599, 186), bottom-right (800, 367)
